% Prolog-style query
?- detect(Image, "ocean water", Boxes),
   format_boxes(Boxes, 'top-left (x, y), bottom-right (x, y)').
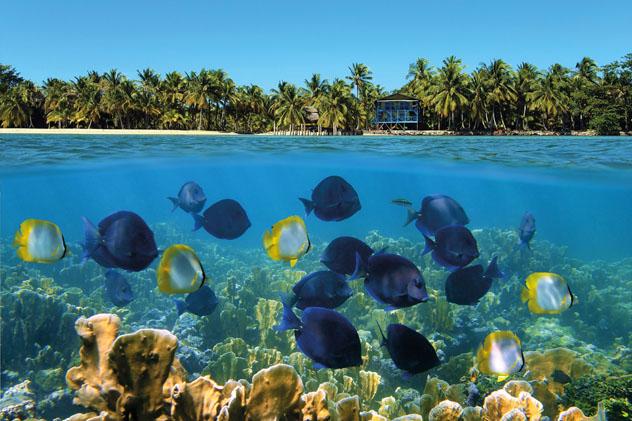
top-left (1, 134), bottom-right (631, 420)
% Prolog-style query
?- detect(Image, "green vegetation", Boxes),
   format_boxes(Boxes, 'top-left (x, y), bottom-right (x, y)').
top-left (1, 54), bottom-right (631, 133)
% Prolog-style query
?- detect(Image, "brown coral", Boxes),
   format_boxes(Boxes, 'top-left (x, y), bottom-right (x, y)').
top-left (245, 363), bottom-right (303, 421)
top-left (301, 388), bottom-right (330, 421)
top-left (428, 400), bottom-right (464, 421)
top-left (483, 389), bottom-right (543, 421)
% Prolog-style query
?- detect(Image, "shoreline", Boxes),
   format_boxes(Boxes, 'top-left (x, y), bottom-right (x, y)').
top-left (1, 128), bottom-right (630, 136)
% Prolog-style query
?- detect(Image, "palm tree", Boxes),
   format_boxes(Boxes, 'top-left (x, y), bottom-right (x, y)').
top-left (468, 69), bottom-right (490, 130)
top-left (431, 56), bottom-right (469, 130)
top-left (272, 82), bottom-right (305, 134)
top-left (72, 76), bottom-right (102, 128)
top-left (575, 57), bottom-right (599, 85)
top-left (42, 78), bottom-right (71, 128)
top-left (319, 79), bottom-right (351, 135)
top-left (0, 82), bottom-right (33, 127)
top-left (515, 63), bottom-right (539, 130)
top-left (347, 63), bottom-right (373, 130)
top-left (483, 59), bottom-right (517, 129)
top-left (528, 70), bottom-right (569, 130)
top-left (185, 70), bottom-right (213, 130)
top-left (102, 69), bottom-right (127, 128)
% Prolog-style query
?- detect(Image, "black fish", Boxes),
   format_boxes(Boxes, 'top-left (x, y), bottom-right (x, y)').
top-left (423, 225), bottom-right (479, 270)
top-left (299, 176), bottom-right (361, 222)
top-left (551, 369), bottom-right (572, 384)
top-left (83, 211), bottom-right (158, 272)
top-left (518, 212), bottom-right (536, 251)
top-left (175, 285), bottom-right (219, 317)
top-left (104, 270), bottom-right (134, 307)
top-left (445, 256), bottom-right (503, 305)
top-left (394, 195), bottom-right (469, 237)
top-left (276, 303), bottom-right (361, 369)
top-left (289, 270), bottom-right (353, 310)
top-left (168, 181), bottom-right (207, 214)
top-left (321, 236), bottom-right (374, 277)
top-left (364, 253), bottom-right (429, 310)
top-left (377, 323), bottom-right (440, 376)
top-left (193, 199), bottom-right (251, 240)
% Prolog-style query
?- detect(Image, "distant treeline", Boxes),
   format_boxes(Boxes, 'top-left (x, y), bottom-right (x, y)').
top-left (1, 55), bottom-right (630, 135)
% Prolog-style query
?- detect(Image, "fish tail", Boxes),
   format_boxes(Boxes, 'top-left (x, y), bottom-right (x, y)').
top-left (167, 197), bottom-right (180, 212)
top-left (348, 252), bottom-right (363, 281)
top-left (422, 235), bottom-right (435, 256)
top-left (192, 214), bottom-right (204, 231)
top-left (280, 291), bottom-right (298, 308)
top-left (174, 299), bottom-right (187, 316)
top-left (485, 256), bottom-right (504, 279)
top-left (275, 300), bottom-right (301, 331)
top-left (404, 206), bottom-right (419, 227)
top-left (81, 216), bottom-right (100, 261)
top-left (299, 197), bottom-right (315, 217)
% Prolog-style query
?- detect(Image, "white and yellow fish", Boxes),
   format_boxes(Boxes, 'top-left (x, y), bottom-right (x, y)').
top-left (262, 215), bottom-right (310, 267)
top-left (521, 272), bottom-right (573, 315)
top-left (13, 219), bottom-right (67, 263)
top-left (476, 331), bottom-right (524, 382)
top-left (157, 244), bottom-right (206, 294)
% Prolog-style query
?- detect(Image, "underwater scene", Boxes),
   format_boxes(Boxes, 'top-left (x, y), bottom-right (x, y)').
top-left (1, 134), bottom-right (631, 421)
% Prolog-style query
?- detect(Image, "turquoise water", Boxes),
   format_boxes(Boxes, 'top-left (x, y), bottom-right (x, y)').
top-left (1, 134), bottom-right (631, 419)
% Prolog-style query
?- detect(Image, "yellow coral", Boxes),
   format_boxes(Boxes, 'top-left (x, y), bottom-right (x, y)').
top-left (302, 388), bottom-right (330, 421)
top-left (336, 395), bottom-right (361, 421)
top-left (429, 400), bottom-right (464, 421)
top-left (245, 364), bottom-right (303, 421)
top-left (359, 370), bottom-right (381, 402)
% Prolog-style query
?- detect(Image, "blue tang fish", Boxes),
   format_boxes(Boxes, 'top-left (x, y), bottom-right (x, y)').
top-left (394, 195), bottom-right (469, 237)
top-left (82, 211), bottom-right (158, 272)
top-left (104, 270), bottom-right (134, 307)
top-left (364, 252), bottom-right (429, 310)
top-left (175, 285), bottom-right (218, 317)
top-left (321, 236), bottom-right (374, 277)
top-left (423, 225), bottom-right (479, 270)
top-left (445, 256), bottom-right (503, 305)
top-left (377, 322), bottom-right (440, 377)
top-left (193, 199), bottom-right (251, 240)
top-left (289, 270), bottom-right (353, 310)
top-left (518, 212), bottom-right (536, 251)
top-left (276, 303), bottom-right (361, 369)
top-left (168, 181), bottom-right (207, 214)
top-left (299, 176), bottom-right (361, 222)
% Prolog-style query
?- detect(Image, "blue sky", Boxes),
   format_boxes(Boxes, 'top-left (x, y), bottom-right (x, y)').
top-left (1, 0), bottom-right (630, 91)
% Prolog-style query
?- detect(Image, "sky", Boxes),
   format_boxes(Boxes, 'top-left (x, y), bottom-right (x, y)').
top-left (1, 0), bottom-right (631, 92)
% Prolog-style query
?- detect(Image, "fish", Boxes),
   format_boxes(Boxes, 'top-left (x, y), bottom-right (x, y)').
top-left (476, 331), bottom-right (525, 381)
top-left (377, 322), bottom-right (440, 376)
top-left (320, 236), bottom-right (374, 277)
top-left (193, 199), bottom-right (251, 240)
top-left (423, 225), bottom-right (479, 270)
top-left (13, 219), bottom-right (67, 263)
top-left (445, 256), bottom-right (504, 305)
top-left (520, 272), bottom-right (573, 315)
top-left (518, 212), bottom-right (536, 251)
top-left (82, 211), bottom-right (158, 272)
top-left (394, 194), bottom-right (469, 237)
top-left (168, 181), bottom-right (207, 214)
top-left (550, 369), bottom-right (572, 384)
top-left (157, 244), bottom-right (206, 294)
top-left (263, 215), bottom-right (310, 267)
top-left (364, 252), bottom-right (429, 310)
top-left (276, 303), bottom-right (362, 369)
top-left (299, 176), bottom-right (361, 222)
top-left (175, 285), bottom-right (218, 317)
top-left (289, 270), bottom-right (353, 310)
top-left (104, 269), bottom-right (134, 307)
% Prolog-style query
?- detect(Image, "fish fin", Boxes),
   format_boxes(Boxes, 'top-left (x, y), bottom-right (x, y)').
top-left (192, 214), bottom-right (204, 231)
top-left (312, 362), bottom-right (327, 370)
top-left (299, 197), bottom-right (315, 216)
top-left (375, 320), bottom-right (387, 347)
top-left (81, 216), bottom-right (101, 260)
top-left (385, 305), bottom-right (398, 312)
top-left (404, 206), bottom-right (420, 227)
top-left (275, 300), bottom-right (301, 331)
top-left (280, 292), bottom-right (298, 308)
top-left (289, 258), bottom-right (298, 268)
top-left (520, 287), bottom-right (531, 303)
top-left (391, 198), bottom-right (413, 207)
top-left (485, 256), bottom-right (504, 279)
top-left (422, 235), bottom-right (435, 256)
top-left (167, 197), bottom-right (180, 212)
top-left (174, 299), bottom-right (187, 316)
top-left (497, 375), bottom-right (509, 382)
top-left (347, 252), bottom-right (363, 281)
top-left (373, 247), bottom-right (388, 256)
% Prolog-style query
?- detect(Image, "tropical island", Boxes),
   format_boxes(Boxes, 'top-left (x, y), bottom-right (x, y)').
top-left (1, 55), bottom-right (631, 136)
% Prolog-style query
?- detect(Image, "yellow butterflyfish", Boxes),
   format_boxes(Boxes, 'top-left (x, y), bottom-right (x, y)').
top-left (521, 272), bottom-right (573, 315)
top-left (262, 215), bottom-right (310, 267)
top-left (13, 219), bottom-right (67, 263)
top-left (476, 331), bottom-right (524, 381)
top-left (157, 244), bottom-right (206, 294)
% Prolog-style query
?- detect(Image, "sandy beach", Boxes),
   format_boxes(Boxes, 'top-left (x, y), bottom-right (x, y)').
top-left (0, 128), bottom-right (238, 136)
